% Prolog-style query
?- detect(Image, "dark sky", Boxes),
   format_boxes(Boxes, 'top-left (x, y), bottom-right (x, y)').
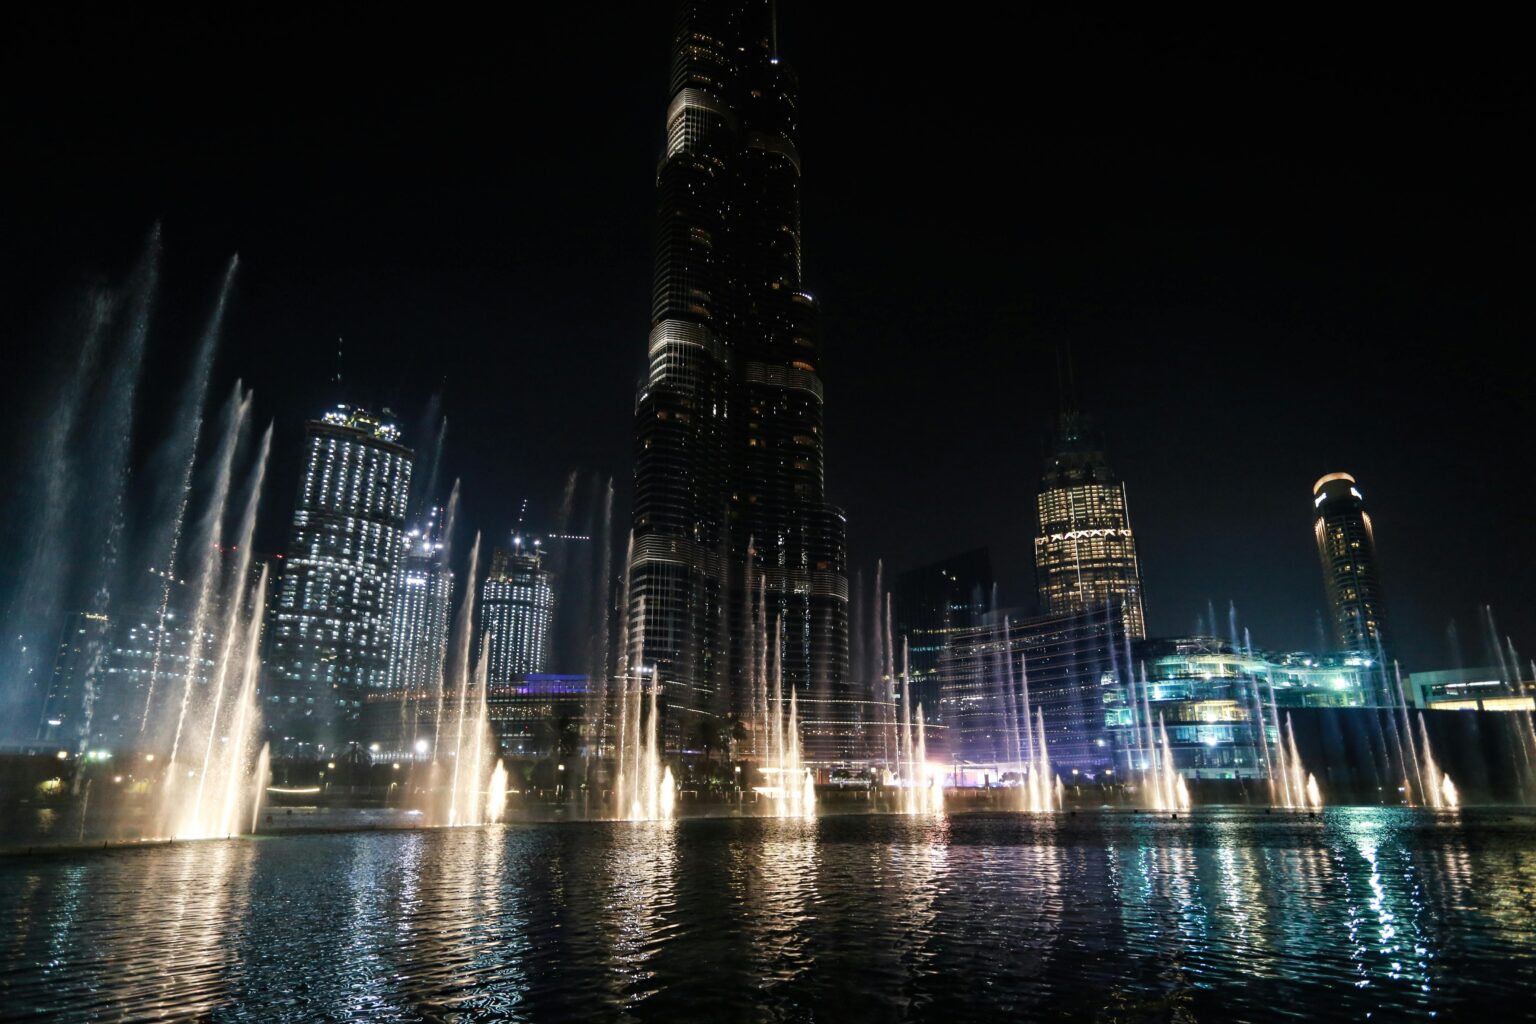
top-left (3, 6), bottom-right (1531, 669)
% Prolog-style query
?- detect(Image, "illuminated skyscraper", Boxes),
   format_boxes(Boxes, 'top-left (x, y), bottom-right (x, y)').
top-left (1034, 413), bottom-right (1147, 638)
top-left (384, 505), bottom-right (452, 693)
top-left (627, 0), bottom-right (850, 757)
top-left (266, 405), bottom-right (413, 754)
top-left (1312, 472), bottom-right (1388, 658)
top-left (481, 536), bottom-right (555, 683)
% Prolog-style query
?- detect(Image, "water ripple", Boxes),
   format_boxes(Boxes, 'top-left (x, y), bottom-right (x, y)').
top-left (1, 808), bottom-right (1534, 1021)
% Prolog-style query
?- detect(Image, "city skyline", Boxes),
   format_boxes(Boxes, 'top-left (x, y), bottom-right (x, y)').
top-left (4, 6), bottom-right (1536, 1019)
top-left (2, 5), bottom-right (1530, 670)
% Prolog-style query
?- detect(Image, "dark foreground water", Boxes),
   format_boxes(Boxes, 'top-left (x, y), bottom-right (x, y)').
top-left (3, 808), bottom-right (1535, 1022)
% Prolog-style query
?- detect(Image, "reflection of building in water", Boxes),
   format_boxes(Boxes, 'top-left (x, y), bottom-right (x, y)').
top-left (37, 607), bottom-right (216, 748)
top-left (939, 606), bottom-right (1127, 774)
top-left (1406, 666), bottom-right (1536, 712)
top-left (1107, 636), bottom-right (1370, 780)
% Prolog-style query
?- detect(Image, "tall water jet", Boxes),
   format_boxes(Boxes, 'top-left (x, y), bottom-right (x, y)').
top-left (3, 288), bottom-right (113, 735)
top-left (1018, 706), bottom-right (1057, 813)
top-left (1272, 713), bottom-right (1322, 811)
top-left (170, 566), bottom-right (271, 840)
top-left (738, 567), bottom-right (816, 818)
top-left (427, 481), bottom-right (464, 766)
top-left (1416, 713), bottom-right (1459, 810)
top-left (142, 255), bottom-right (238, 728)
top-left (487, 760), bottom-right (509, 824)
top-left (164, 386), bottom-right (251, 759)
top-left (75, 229), bottom-right (160, 751)
top-left (1142, 712), bottom-right (1190, 813)
top-left (159, 423), bottom-right (272, 840)
top-left (158, 417), bottom-right (270, 841)
top-left (888, 643), bottom-right (941, 815)
top-left (611, 557), bottom-right (673, 822)
top-left (615, 665), bottom-right (672, 822)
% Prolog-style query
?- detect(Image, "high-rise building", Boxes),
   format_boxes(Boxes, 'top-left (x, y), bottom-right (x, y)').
top-left (894, 549), bottom-right (994, 724)
top-left (938, 606), bottom-right (1128, 775)
top-left (1312, 472), bottom-right (1389, 664)
top-left (266, 405), bottom-right (413, 755)
top-left (481, 536), bottom-right (556, 683)
top-left (38, 607), bottom-right (216, 750)
top-left (384, 505), bottom-right (453, 693)
top-left (626, 1), bottom-right (851, 758)
top-left (1034, 412), bottom-right (1147, 639)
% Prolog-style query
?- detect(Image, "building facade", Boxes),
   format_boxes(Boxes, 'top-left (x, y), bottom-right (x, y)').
top-left (938, 606), bottom-right (1128, 775)
top-left (626, 0), bottom-right (851, 757)
top-left (384, 506), bottom-right (453, 694)
top-left (484, 674), bottom-right (590, 757)
top-left (37, 608), bottom-right (216, 751)
top-left (481, 537), bottom-right (556, 683)
top-left (1034, 413), bottom-right (1147, 639)
top-left (1107, 636), bottom-right (1370, 781)
top-left (1313, 472), bottom-right (1389, 665)
top-left (266, 405), bottom-right (413, 755)
top-left (1406, 666), bottom-right (1535, 711)
top-left (893, 549), bottom-right (994, 725)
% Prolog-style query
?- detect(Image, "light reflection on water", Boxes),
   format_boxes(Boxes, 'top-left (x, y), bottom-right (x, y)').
top-left (2, 808), bottom-right (1534, 1021)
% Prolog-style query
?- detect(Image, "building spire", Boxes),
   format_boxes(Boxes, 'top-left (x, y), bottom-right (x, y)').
top-left (1054, 339), bottom-right (1079, 420)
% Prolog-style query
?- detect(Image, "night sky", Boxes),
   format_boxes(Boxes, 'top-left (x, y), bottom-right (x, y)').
top-left (3, 6), bottom-right (1530, 669)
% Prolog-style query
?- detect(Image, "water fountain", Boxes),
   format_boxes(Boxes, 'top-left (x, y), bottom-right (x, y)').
top-left (486, 760), bottom-right (509, 824)
top-left (748, 611), bottom-right (816, 818)
top-left (610, 543), bottom-right (675, 822)
top-left (1124, 661), bottom-right (1188, 812)
top-left (1018, 709), bottom-right (1057, 813)
top-left (419, 534), bottom-right (507, 828)
top-left (891, 643), bottom-right (941, 815)
top-left (1277, 713), bottom-right (1323, 811)
top-left (138, 389), bottom-right (278, 840)
top-left (1014, 654), bottom-right (1058, 812)
top-left (1416, 713), bottom-right (1460, 810)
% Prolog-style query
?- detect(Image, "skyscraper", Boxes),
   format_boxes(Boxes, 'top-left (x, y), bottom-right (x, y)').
top-left (481, 536), bottom-right (556, 684)
top-left (1312, 472), bottom-right (1388, 659)
top-left (894, 549), bottom-right (995, 723)
top-left (37, 608), bottom-right (215, 750)
top-left (1034, 412), bottom-right (1147, 639)
top-left (266, 405), bottom-right (413, 754)
top-left (384, 505), bottom-right (453, 693)
top-left (627, 0), bottom-right (850, 757)
top-left (938, 605), bottom-right (1127, 775)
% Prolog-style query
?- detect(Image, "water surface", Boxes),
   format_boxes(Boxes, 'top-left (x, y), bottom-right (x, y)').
top-left (3, 808), bottom-right (1534, 1021)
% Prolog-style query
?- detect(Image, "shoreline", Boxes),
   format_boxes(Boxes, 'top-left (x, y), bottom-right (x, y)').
top-left (3, 802), bottom-right (1520, 860)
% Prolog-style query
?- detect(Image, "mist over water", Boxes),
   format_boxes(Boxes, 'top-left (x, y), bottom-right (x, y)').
top-left (1, 228), bottom-right (162, 741)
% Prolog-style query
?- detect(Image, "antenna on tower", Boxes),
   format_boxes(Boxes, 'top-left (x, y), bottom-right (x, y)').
top-left (770, 0), bottom-right (779, 59)
top-left (1054, 340), bottom-right (1079, 419)
top-left (334, 336), bottom-right (345, 390)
